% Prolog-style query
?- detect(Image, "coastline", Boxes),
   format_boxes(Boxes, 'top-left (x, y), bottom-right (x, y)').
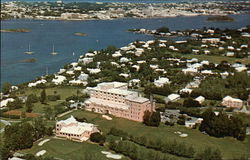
top-left (0, 13), bottom-right (243, 22)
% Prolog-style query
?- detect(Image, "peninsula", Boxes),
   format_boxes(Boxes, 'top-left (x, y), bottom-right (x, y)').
top-left (74, 32), bottom-right (87, 36)
top-left (0, 28), bottom-right (31, 33)
top-left (1, 1), bottom-right (249, 21)
top-left (207, 15), bottom-right (234, 22)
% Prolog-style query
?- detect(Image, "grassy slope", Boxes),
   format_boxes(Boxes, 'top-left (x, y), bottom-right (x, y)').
top-left (21, 138), bottom-right (118, 160)
top-left (17, 87), bottom-right (80, 113)
top-left (173, 52), bottom-right (250, 64)
top-left (59, 110), bottom-right (250, 159)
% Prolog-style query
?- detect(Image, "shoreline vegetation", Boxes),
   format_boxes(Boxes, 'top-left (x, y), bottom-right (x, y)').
top-left (73, 32), bottom-right (87, 36)
top-left (207, 16), bottom-right (234, 22)
top-left (20, 58), bottom-right (37, 63)
top-left (0, 28), bottom-right (31, 33)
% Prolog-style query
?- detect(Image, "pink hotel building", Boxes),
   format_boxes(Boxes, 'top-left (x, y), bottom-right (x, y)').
top-left (84, 82), bottom-right (155, 122)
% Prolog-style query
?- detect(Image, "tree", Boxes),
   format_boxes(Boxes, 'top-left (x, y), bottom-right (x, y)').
top-left (25, 100), bottom-right (34, 113)
top-left (143, 110), bottom-right (151, 126)
top-left (183, 97), bottom-right (201, 108)
top-left (40, 89), bottom-right (47, 104)
top-left (199, 108), bottom-right (246, 140)
top-left (143, 111), bottom-right (161, 127)
top-left (32, 117), bottom-right (46, 140)
top-left (156, 26), bottom-right (170, 33)
top-left (90, 132), bottom-right (106, 144)
top-left (2, 82), bottom-right (11, 95)
top-left (149, 112), bottom-right (161, 127)
top-left (44, 107), bottom-right (53, 120)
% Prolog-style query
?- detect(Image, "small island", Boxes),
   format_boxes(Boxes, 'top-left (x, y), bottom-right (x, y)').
top-left (20, 58), bottom-right (37, 63)
top-left (207, 15), bottom-right (234, 22)
top-left (0, 28), bottom-right (31, 33)
top-left (73, 32), bottom-right (87, 36)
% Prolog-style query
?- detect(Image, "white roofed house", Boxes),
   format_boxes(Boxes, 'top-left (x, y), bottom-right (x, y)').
top-left (154, 77), bottom-right (170, 87)
top-left (195, 96), bottom-right (205, 104)
top-left (56, 115), bottom-right (99, 142)
top-left (129, 79), bottom-right (141, 87)
top-left (222, 96), bottom-right (243, 109)
top-left (164, 94), bottom-right (180, 103)
top-left (185, 118), bottom-right (203, 128)
top-left (182, 68), bottom-right (198, 75)
top-left (78, 73), bottom-right (89, 81)
top-left (179, 88), bottom-right (193, 94)
top-left (202, 38), bottom-right (220, 44)
top-left (52, 75), bottom-right (66, 85)
top-left (78, 57), bottom-right (93, 65)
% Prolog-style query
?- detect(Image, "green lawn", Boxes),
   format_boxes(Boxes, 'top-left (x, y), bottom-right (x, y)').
top-left (16, 86), bottom-right (82, 114)
top-left (21, 138), bottom-right (128, 160)
top-left (172, 52), bottom-right (250, 64)
top-left (59, 110), bottom-right (250, 159)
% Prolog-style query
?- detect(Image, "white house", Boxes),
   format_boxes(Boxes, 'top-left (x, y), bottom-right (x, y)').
top-left (78, 73), bottom-right (89, 81)
top-left (0, 98), bottom-right (14, 108)
top-left (185, 118), bottom-right (203, 128)
top-left (154, 77), bottom-right (170, 87)
top-left (195, 96), bottom-right (205, 104)
top-left (52, 75), bottom-right (66, 85)
top-left (28, 79), bottom-right (47, 87)
top-left (179, 88), bottom-right (193, 94)
top-left (222, 96), bottom-right (243, 109)
top-left (165, 94), bottom-right (180, 103)
top-left (56, 116), bottom-right (99, 142)
top-left (182, 68), bottom-right (198, 75)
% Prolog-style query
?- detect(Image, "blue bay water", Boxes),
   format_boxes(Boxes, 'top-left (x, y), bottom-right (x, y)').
top-left (1, 14), bottom-right (250, 85)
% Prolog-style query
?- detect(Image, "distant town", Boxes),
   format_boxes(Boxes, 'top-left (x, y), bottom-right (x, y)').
top-left (1, 1), bottom-right (250, 20)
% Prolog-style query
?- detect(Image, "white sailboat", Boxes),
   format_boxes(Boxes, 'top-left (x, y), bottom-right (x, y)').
top-left (24, 43), bottom-right (33, 55)
top-left (50, 44), bottom-right (58, 55)
top-left (73, 52), bottom-right (75, 56)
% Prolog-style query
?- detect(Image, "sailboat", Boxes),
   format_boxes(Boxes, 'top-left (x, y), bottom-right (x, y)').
top-left (50, 44), bottom-right (58, 55)
top-left (24, 43), bottom-right (34, 55)
top-left (73, 52), bottom-right (75, 56)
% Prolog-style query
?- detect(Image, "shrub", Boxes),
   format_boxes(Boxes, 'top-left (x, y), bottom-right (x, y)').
top-left (177, 119), bottom-right (185, 125)
top-left (90, 132), bottom-right (106, 144)
top-left (156, 26), bottom-right (170, 33)
top-left (183, 97), bottom-right (201, 108)
top-left (165, 121), bottom-right (175, 126)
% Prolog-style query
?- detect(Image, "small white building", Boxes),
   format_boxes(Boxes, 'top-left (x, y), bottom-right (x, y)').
top-left (165, 94), bottom-right (180, 103)
top-left (195, 96), bottom-right (205, 104)
top-left (87, 68), bottom-right (101, 74)
top-left (56, 116), bottom-right (99, 142)
top-left (185, 118), bottom-right (203, 128)
top-left (0, 98), bottom-right (14, 108)
top-left (182, 68), bottom-right (198, 75)
top-left (222, 96), bottom-right (243, 109)
top-left (154, 77), bottom-right (170, 87)
top-left (52, 75), bottom-right (66, 85)
top-left (179, 88), bottom-right (193, 94)
top-left (78, 73), bottom-right (89, 81)
top-left (28, 79), bottom-right (47, 87)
